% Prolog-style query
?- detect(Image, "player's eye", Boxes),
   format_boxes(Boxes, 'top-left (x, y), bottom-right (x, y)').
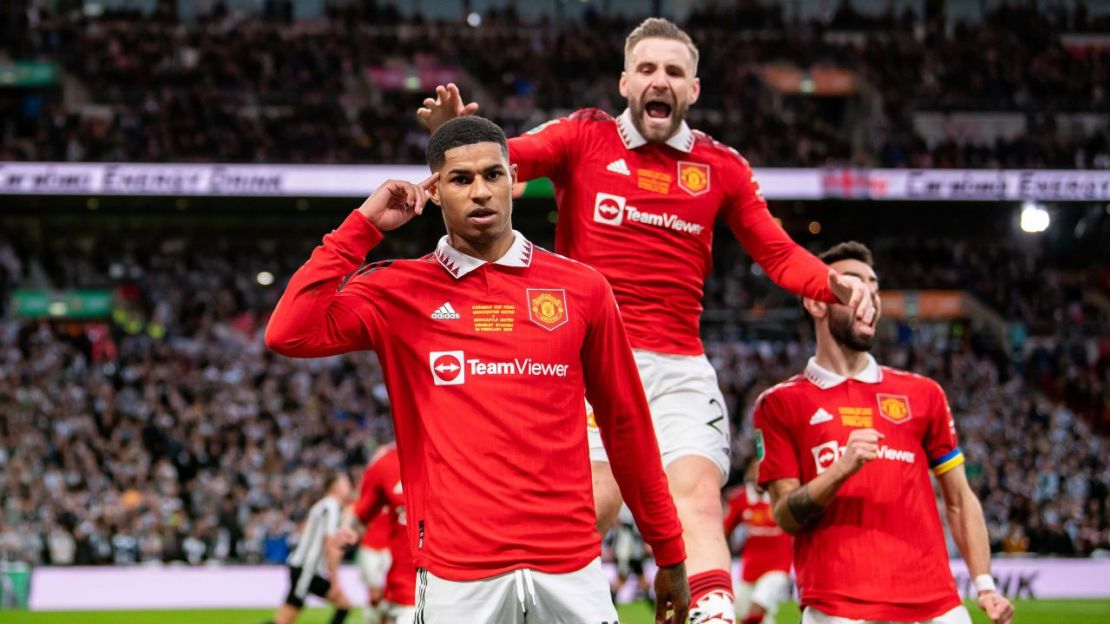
top-left (485, 171), bottom-right (502, 181)
top-left (451, 175), bottom-right (470, 185)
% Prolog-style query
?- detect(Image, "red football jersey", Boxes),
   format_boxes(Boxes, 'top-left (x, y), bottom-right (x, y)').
top-left (754, 356), bottom-right (966, 621)
top-left (357, 453), bottom-right (393, 550)
top-left (723, 484), bottom-right (793, 582)
top-left (266, 211), bottom-right (684, 581)
top-left (354, 444), bottom-right (414, 605)
top-left (510, 109), bottom-right (836, 355)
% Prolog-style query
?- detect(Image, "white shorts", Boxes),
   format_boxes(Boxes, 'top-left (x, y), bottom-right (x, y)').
top-left (358, 547), bottom-right (393, 590)
top-left (735, 571), bottom-right (791, 619)
top-left (382, 602), bottom-right (416, 624)
top-left (588, 349), bottom-right (730, 479)
top-left (413, 558), bottom-right (617, 623)
top-left (801, 604), bottom-right (972, 624)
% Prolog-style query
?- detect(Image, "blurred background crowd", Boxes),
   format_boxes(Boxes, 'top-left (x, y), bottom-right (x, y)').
top-left (0, 0), bottom-right (1107, 167)
top-left (0, 0), bottom-right (1107, 570)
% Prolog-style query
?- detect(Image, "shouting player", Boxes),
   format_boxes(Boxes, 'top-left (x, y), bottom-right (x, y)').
top-left (755, 242), bottom-right (1015, 624)
top-left (417, 17), bottom-right (874, 622)
top-left (341, 444), bottom-right (414, 624)
top-left (266, 472), bottom-right (353, 624)
top-left (350, 446), bottom-right (404, 624)
top-left (723, 461), bottom-right (792, 624)
top-left (266, 117), bottom-right (689, 623)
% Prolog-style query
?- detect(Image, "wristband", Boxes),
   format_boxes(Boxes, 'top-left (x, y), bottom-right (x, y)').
top-left (974, 574), bottom-right (997, 593)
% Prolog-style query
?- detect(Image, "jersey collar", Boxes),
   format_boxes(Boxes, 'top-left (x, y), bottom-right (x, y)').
top-left (434, 230), bottom-right (534, 279)
top-left (804, 354), bottom-right (883, 389)
top-left (616, 108), bottom-right (695, 153)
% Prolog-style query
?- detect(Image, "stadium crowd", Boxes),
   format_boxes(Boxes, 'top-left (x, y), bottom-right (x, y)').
top-left (1, 2), bottom-right (1107, 167)
top-left (0, 220), bottom-right (1106, 566)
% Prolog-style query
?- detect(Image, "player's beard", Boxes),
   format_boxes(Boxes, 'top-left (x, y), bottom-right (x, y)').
top-left (629, 94), bottom-right (689, 143)
top-left (828, 305), bottom-right (875, 352)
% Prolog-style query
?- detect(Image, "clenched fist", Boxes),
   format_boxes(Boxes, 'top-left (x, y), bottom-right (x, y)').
top-left (836, 428), bottom-right (885, 477)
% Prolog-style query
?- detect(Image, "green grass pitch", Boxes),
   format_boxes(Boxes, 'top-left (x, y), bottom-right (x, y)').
top-left (3, 600), bottom-right (1108, 623)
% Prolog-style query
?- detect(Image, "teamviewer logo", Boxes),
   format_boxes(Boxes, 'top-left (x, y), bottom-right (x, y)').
top-left (429, 351), bottom-right (465, 386)
top-left (593, 192), bottom-right (625, 226)
top-left (811, 441), bottom-right (841, 474)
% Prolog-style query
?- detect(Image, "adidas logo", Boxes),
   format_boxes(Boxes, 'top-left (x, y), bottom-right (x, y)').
top-left (430, 302), bottom-right (461, 320)
top-left (809, 408), bottom-right (834, 425)
top-left (606, 159), bottom-right (630, 176)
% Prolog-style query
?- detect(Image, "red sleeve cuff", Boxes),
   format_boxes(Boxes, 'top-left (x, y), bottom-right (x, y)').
top-left (649, 535), bottom-right (687, 568)
top-left (816, 284), bottom-right (838, 304)
top-left (331, 210), bottom-right (384, 260)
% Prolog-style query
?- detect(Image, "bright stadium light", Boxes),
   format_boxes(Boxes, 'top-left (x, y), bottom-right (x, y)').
top-left (256, 271), bottom-right (275, 286)
top-left (467, 12), bottom-right (481, 27)
top-left (1020, 201), bottom-right (1050, 233)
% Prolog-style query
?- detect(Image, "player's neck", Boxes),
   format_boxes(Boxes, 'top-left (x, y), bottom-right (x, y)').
top-left (814, 341), bottom-right (871, 379)
top-left (447, 228), bottom-right (515, 263)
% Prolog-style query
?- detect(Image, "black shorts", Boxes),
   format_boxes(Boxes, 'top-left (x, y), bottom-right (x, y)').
top-left (284, 565), bottom-right (332, 608)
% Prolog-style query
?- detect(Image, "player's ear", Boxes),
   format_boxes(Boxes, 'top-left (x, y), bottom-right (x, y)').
top-left (509, 163), bottom-right (518, 186)
top-left (619, 71), bottom-right (629, 98)
top-left (689, 76), bottom-right (701, 105)
top-left (802, 297), bottom-right (827, 319)
top-left (428, 174), bottom-right (442, 206)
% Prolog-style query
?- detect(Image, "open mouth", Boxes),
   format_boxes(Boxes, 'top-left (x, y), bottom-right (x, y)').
top-left (645, 101), bottom-right (672, 119)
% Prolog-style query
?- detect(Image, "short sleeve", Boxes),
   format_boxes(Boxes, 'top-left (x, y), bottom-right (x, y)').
top-left (754, 390), bottom-right (801, 487)
top-left (923, 381), bottom-right (964, 476)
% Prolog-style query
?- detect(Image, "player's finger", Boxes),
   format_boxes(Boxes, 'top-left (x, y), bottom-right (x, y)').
top-left (423, 98), bottom-right (436, 108)
top-left (462, 102), bottom-right (480, 115)
top-left (435, 84), bottom-right (447, 101)
top-left (447, 82), bottom-right (461, 101)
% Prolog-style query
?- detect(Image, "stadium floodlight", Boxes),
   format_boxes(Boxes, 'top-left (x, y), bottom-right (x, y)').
top-left (1020, 201), bottom-right (1050, 233)
top-left (467, 12), bottom-right (481, 27)
top-left (256, 271), bottom-right (275, 286)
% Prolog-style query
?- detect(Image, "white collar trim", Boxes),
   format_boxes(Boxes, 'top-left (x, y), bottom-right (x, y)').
top-left (434, 231), bottom-right (534, 279)
top-left (804, 354), bottom-right (883, 389)
top-left (616, 108), bottom-right (695, 152)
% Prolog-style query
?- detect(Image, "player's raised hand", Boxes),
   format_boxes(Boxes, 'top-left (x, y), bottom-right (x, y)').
top-left (837, 428), bottom-right (884, 476)
top-left (417, 83), bottom-right (479, 133)
top-left (653, 562), bottom-right (690, 624)
top-left (828, 270), bottom-right (876, 326)
top-left (978, 590), bottom-right (1015, 624)
top-left (357, 174), bottom-right (439, 231)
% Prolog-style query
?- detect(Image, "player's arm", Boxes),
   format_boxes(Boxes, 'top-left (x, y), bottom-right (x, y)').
top-left (416, 83), bottom-right (574, 183)
top-left (722, 493), bottom-right (742, 537)
top-left (581, 274), bottom-right (689, 624)
top-left (265, 176), bottom-right (437, 357)
top-left (936, 466), bottom-right (1013, 624)
top-left (722, 164), bottom-right (875, 324)
top-left (925, 384), bottom-right (1014, 624)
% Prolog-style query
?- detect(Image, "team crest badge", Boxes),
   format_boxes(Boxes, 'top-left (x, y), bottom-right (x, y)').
top-left (677, 161), bottom-right (710, 196)
top-left (527, 289), bottom-right (568, 331)
top-left (877, 394), bottom-right (912, 424)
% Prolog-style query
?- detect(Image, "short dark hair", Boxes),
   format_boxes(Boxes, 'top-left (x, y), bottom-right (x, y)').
top-left (323, 471), bottom-right (346, 493)
top-left (426, 116), bottom-right (509, 171)
top-left (818, 241), bottom-right (874, 267)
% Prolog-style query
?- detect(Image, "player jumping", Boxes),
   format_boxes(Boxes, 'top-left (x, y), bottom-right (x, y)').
top-left (418, 17), bottom-right (874, 623)
top-left (755, 241), bottom-right (1015, 624)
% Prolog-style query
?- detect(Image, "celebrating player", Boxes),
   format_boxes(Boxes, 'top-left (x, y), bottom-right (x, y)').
top-left (265, 472), bottom-right (353, 624)
top-left (417, 17), bottom-right (874, 623)
top-left (265, 116), bottom-right (689, 623)
top-left (755, 242), bottom-right (1015, 624)
top-left (723, 461), bottom-right (792, 624)
top-left (341, 444), bottom-right (414, 624)
top-left (350, 446), bottom-right (404, 624)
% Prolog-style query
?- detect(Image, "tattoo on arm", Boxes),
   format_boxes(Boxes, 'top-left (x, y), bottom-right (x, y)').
top-left (786, 485), bottom-right (825, 528)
